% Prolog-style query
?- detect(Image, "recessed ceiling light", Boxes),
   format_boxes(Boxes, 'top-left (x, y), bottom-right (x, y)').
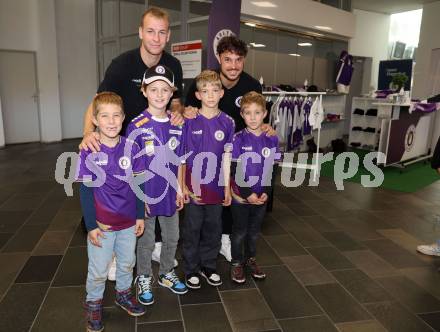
top-left (298, 42), bottom-right (313, 47)
top-left (250, 1), bottom-right (277, 7)
top-left (256, 14), bottom-right (274, 19)
top-left (289, 53), bottom-right (301, 57)
top-left (245, 22), bottom-right (257, 27)
top-left (250, 42), bottom-right (266, 47)
top-left (315, 25), bottom-right (332, 31)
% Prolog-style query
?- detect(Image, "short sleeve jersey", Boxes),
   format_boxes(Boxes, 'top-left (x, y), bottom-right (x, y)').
top-left (184, 112), bottom-right (235, 204)
top-left (231, 129), bottom-right (280, 204)
top-left (126, 111), bottom-right (184, 217)
top-left (76, 136), bottom-right (145, 231)
top-left (185, 71), bottom-right (262, 132)
top-left (98, 48), bottom-right (183, 135)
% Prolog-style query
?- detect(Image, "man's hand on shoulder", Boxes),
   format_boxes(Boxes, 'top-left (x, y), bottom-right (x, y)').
top-left (261, 123), bottom-right (276, 137)
top-left (183, 106), bottom-right (198, 119)
top-left (79, 132), bottom-right (101, 152)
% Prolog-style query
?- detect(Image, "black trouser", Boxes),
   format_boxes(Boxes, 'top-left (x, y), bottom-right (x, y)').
top-left (230, 203), bottom-right (267, 264)
top-left (182, 204), bottom-right (223, 275)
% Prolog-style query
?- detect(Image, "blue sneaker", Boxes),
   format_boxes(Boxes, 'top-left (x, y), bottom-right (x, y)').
top-left (135, 275), bottom-right (154, 305)
top-left (158, 270), bottom-right (188, 295)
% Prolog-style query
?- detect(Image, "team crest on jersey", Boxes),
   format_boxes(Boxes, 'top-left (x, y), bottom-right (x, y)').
top-left (156, 66), bottom-right (165, 74)
top-left (262, 147), bottom-right (271, 158)
top-left (168, 137), bottom-right (179, 150)
top-left (215, 130), bottom-right (225, 141)
top-left (118, 156), bottom-right (131, 170)
top-left (235, 96), bottom-right (243, 108)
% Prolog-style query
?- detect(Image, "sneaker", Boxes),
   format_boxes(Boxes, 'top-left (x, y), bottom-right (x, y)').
top-left (135, 274), bottom-right (154, 305)
top-left (247, 258), bottom-right (266, 279)
top-left (231, 263), bottom-right (246, 284)
top-left (220, 234), bottom-right (232, 262)
top-left (200, 269), bottom-right (222, 286)
top-left (84, 300), bottom-right (104, 332)
top-left (107, 257), bottom-right (116, 281)
top-left (159, 270), bottom-right (188, 295)
top-left (115, 288), bottom-right (146, 316)
top-left (185, 273), bottom-right (201, 289)
top-left (417, 243), bottom-right (440, 256)
top-left (152, 242), bottom-right (179, 268)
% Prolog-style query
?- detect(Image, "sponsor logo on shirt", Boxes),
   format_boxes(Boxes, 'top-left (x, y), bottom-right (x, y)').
top-left (118, 156), bottom-right (131, 170)
top-left (95, 159), bottom-right (108, 166)
top-left (241, 146), bottom-right (253, 151)
top-left (131, 79), bottom-right (142, 84)
top-left (235, 96), bottom-right (243, 108)
top-left (215, 130), bottom-right (225, 141)
top-left (168, 137), bottom-right (179, 150)
top-left (262, 147), bottom-right (271, 158)
top-left (135, 117), bottom-right (149, 128)
top-left (192, 130), bottom-right (203, 135)
top-left (169, 129), bottom-right (182, 135)
top-left (145, 141), bottom-right (155, 156)
top-left (142, 136), bottom-right (155, 140)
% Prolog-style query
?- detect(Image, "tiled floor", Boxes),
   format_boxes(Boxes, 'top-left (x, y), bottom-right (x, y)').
top-left (2, 140), bottom-right (440, 331)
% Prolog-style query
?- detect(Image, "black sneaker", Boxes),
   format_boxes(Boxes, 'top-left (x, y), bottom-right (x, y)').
top-left (185, 273), bottom-right (201, 289)
top-left (199, 269), bottom-right (222, 286)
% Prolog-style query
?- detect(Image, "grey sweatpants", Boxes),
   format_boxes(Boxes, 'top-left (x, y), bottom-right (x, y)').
top-left (136, 212), bottom-right (179, 276)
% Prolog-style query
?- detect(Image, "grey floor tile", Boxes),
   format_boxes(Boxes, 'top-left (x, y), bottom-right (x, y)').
top-left (400, 266), bottom-right (440, 300)
top-left (0, 233), bottom-right (13, 250)
top-left (418, 312), bottom-right (440, 332)
top-left (257, 265), bottom-right (322, 319)
top-left (69, 223), bottom-right (87, 247)
top-left (288, 223), bottom-right (331, 248)
top-left (0, 193), bottom-right (47, 211)
top-left (336, 320), bottom-right (387, 332)
top-left (52, 246), bottom-right (87, 287)
top-left (328, 217), bottom-right (384, 241)
top-left (0, 282), bottom-right (49, 332)
top-left (138, 321), bottom-right (184, 332)
top-left (282, 255), bottom-right (336, 285)
top-left (301, 215), bottom-right (340, 233)
top-left (48, 210), bottom-right (82, 232)
top-left (376, 275), bottom-right (440, 313)
top-left (15, 255), bottom-right (62, 283)
top-left (331, 269), bottom-right (393, 303)
top-left (365, 301), bottom-right (433, 332)
top-left (255, 237), bottom-right (283, 266)
top-left (182, 303), bottom-right (233, 332)
top-left (32, 231), bottom-right (72, 255)
top-left (221, 289), bottom-right (278, 331)
top-left (101, 306), bottom-right (135, 332)
top-left (321, 231), bottom-right (366, 251)
top-left (261, 216), bottom-right (288, 236)
top-left (0, 210), bottom-right (33, 233)
top-left (30, 286), bottom-right (86, 332)
top-left (179, 282), bottom-right (221, 305)
top-left (363, 239), bottom-right (427, 269)
top-left (0, 252), bottom-right (29, 299)
top-left (307, 283), bottom-right (372, 323)
top-left (1, 224), bottom-right (48, 253)
top-left (264, 234), bottom-right (307, 257)
top-left (343, 250), bottom-right (398, 278)
top-left (307, 246), bottom-right (355, 271)
top-left (137, 287), bottom-right (181, 323)
top-left (278, 316), bottom-right (338, 332)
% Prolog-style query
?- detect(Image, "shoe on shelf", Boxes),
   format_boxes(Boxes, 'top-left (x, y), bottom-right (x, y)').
top-left (200, 268), bottom-right (222, 287)
top-left (159, 270), bottom-right (188, 294)
top-left (107, 257), bottom-right (116, 282)
top-left (84, 299), bottom-right (104, 332)
top-left (115, 288), bottom-right (146, 316)
top-left (185, 273), bottom-right (201, 289)
top-left (135, 274), bottom-right (154, 305)
top-left (417, 243), bottom-right (440, 256)
top-left (219, 234), bottom-right (232, 262)
top-left (231, 263), bottom-right (246, 284)
top-left (152, 242), bottom-right (179, 267)
top-left (246, 257), bottom-right (266, 280)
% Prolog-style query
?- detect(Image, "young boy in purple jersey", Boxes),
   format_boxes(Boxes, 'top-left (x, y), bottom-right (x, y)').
top-left (230, 92), bottom-right (280, 284)
top-left (126, 64), bottom-right (188, 305)
top-left (77, 92), bottom-right (146, 332)
top-left (182, 70), bottom-right (235, 289)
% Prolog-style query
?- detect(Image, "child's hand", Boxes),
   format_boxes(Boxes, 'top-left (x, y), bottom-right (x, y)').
top-left (176, 194), bottom-right (184, 211)
top-left (247, 193), bottom-right (264, 205)
top-left (259, 193), bottom-right (269, 203)
top-left (223, 189), bottom-right (232, 206)
top-left (88, 228), bottom-right (105, 247)
top-left (183, 187), bottom-right (190, 204)
top-left (135, 219), bottom-right (144, 237)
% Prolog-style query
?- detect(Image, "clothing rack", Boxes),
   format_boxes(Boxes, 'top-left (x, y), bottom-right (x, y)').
top-left (262, 91), bottom-right (326, 182)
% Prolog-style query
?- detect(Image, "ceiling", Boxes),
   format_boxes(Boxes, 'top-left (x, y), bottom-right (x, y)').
top-left (352, 0), bottom-right (437, 14)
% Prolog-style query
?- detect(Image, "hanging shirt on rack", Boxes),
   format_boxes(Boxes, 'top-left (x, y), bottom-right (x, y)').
top-left (308, 97), bottom-right (324, 129)
top-left (302, 98), bottom-right (313, 135)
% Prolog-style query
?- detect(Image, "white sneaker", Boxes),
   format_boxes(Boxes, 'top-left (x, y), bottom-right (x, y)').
top-left (417, 243), bottom-right (440, 256)
top-left (151, 242), bottom-right (179, 267)
top-left (107, 257), bottom-right (116, 281)
top-left (219, 234), bottom-right (232, 262)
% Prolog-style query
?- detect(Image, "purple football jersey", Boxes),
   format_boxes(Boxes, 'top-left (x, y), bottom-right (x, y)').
top-left (184, 111), bottom-right (235, 204)
top-left (126, 111), bottom-right (184, 217)
top-left (231, 129), bottom-right (280, 204)
top-left (76, 136), bottom-right (145, 231)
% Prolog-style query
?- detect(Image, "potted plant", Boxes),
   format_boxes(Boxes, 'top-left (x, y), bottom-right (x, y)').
top-left (391, 72), bottom-right (409, 91)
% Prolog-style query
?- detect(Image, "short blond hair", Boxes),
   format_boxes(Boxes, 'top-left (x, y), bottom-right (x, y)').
top-left (195, 70), bottom-right (222, 91)
top-left (140, 7), bottom-right (169, 28)
top-left (92, 92), bottom-right (124, 117)
top-left (240, 91), bottom-right (266, 112)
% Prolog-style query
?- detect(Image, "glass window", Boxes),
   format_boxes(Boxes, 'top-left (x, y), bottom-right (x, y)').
top-left (320, 0), bottom-right (340, 9)
top-left (101, 0), bottom-right (118, 37)
top-left (120, 35), bottom-right (140, 53)
top-left (251, 27), bottom-right (277, 52)
top-left (188, 20), bottom-right (209, 68)
top-left (149, 0), bottom-right (181, 23)
top-left (189, 0), bottom-right (211, 19)
top-left (164, 25), bottom-right (181, 53)
top-left (101, 41), bottom-right (118, 81)
top-left (342, 0), bottom-right (351, 11)
top-left (120, 0), bottom-right (144, 35)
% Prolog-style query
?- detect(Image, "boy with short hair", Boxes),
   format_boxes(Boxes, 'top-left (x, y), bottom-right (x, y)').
top-left (230, 91), bottom-right (280, 284)
top-left (126, 64), bottom-right (187, 306)
top-left (182, 70), bottom-right (235, 289)
top-left (78, 92), bottom-right (146, 332)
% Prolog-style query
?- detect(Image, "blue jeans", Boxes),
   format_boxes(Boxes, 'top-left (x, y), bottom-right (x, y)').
top-left (86, 225), bottom-right (136, 302)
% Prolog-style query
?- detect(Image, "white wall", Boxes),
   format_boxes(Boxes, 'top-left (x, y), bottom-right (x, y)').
top-left (55, 0), bottom-right (97, 139)
top-left (242, 0), bottom-right (356, 38)
top-left (348, 9), bottom-right (391, 90)
top-left (0, 97), bottom-right (4, 148)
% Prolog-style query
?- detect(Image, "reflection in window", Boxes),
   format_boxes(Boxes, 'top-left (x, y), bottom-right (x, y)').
top-left (189, 0), bottom-right (212, 19)
top-left (149, 0), bottom-right (181, 23)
